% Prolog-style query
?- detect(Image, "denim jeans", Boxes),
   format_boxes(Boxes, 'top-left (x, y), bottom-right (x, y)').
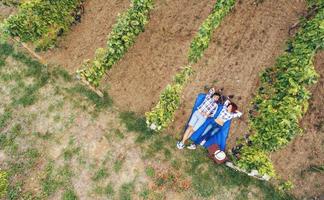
top-left (198, 123), bottom-right (222, 143)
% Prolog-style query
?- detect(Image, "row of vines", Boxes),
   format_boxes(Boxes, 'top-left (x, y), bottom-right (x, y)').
top-left (0, 0), bottom-right (83, 50)
top-left (145, 0), bottom-right (236, 131)
top-left (236, 1), bottom-right (324, 177)
top-left (77, 0), bottom-right (154, 87)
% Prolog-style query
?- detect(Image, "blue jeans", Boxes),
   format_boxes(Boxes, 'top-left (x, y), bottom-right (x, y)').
top-left (198, 123), bottom-right (222, 144)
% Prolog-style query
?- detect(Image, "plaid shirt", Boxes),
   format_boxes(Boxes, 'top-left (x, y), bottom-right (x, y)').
top-left (198, 88), bottom-right (218, 117)
top-left (218, 100), bottom-right (242, 122)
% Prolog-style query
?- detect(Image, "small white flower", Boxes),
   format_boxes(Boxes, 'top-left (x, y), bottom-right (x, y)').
top-left (149, 123), bottom-right (157, 130)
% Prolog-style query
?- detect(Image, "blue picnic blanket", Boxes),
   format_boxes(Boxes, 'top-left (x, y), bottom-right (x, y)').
top-left (188, 93), bottom-right (232, 151)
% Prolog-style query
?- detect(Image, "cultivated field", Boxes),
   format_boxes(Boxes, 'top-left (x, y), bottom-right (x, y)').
top-left (0, 0), bottom-right (323, 199)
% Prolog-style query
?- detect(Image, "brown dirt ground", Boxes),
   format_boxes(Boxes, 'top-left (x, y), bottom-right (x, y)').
top-left (103, 0), bottom-right (215, 113)
top-left (6, 0), bottom-right (322, 198)
top-left (39, 0), bottom-right (130, 71)
top-left (0, 3), bottom-right (16, 20)
top-left (271, 52), bottom-right (324, 199)
top-left (171, 0), bottom-right (306, 144)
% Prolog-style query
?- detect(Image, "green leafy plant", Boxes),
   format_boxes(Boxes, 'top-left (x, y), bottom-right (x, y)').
top-left (145, 66), bottom-right (193, 131)
top-left (237, 146), bottom-right (275, 177)
top-left (238, 2), bottom-right (324, 177)
top-left (188, 0), bottom-right (236, 63)
top-left (1, 0), bottom-right (82, 50)
top-left (78, 0), bottom-right (153, 87)
top-left (249, 5), bottom-right (323, 152)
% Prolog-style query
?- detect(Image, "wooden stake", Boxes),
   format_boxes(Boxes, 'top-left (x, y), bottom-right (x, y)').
top-left (79, 76), bottom-right (104, 97)
top-left (10, 37), bottom-right (47, 65)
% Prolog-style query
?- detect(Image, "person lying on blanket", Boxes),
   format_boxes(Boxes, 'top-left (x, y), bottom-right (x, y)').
top-left (191, 99), bottom-right (242, 149)
top-left (176, 88), bottom-right (221, 149)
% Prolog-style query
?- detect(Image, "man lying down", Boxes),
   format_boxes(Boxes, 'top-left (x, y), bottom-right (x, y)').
top-left (177, 87), bottom-right (243, 163)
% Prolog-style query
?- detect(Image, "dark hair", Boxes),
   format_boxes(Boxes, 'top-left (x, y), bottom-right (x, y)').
top-left (211, 92), bottom-right (221, 98)
top-left (228, 102), bottom-right (238, 113)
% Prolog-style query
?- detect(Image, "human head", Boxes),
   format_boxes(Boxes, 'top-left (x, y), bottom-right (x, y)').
top-left (227, 102), bottom-right (238, 113)
top-left (212, 92), bottom-right (221, 102)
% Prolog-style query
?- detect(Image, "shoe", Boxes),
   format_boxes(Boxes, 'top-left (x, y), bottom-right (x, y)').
top-left (187, 144), bottom-right (197, 150)
top-left (176, 141), bottom-right (185, 149)
top-left (200, 140), bottom-right (206, 146)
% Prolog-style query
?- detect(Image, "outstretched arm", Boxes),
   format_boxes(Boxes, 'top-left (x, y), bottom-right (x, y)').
top-left (232, 111), bottom-right (243, 118)
top-left (206, 87), bottom-right (215, 98)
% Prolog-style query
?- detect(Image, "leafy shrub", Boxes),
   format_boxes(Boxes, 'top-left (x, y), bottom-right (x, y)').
top-left (1, 0), bottom-right (82, 50)
top-left (78, 0), bottom-right (153, 87)
top-left (249, 5), bottom-right (324, 152)
top-left (145, 66), bottom-right (193, 131)
top-left (237, 2), bottom-right (324, 176)
top-left (237, 146), bottom-right (275, 177)
top-left (188, 0), bottom-right (236, 63)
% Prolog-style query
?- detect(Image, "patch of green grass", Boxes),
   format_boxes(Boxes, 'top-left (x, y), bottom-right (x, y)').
top-left (182, 148), bottom-right (294, 199)
top-left (235, 187), bottom-right (249, 200)
top-left (63, 188), bottom-right (78, 200)
top-left (163, 148), bottom-right (172, 160)
top-left (0, 109), bottom-right (12, 129)
top-left (119, 112), bottom-right (153, 143)
top-left (67, 84), bottom-right (112, 110)
top-left (0, 123), bottom-right (21, 150)
top-left (0, 43), bottom-right (14, 57)
top-left (63, 138), bottom-right (81, 161)
top-left (92, 168), bottom-right (109, 182)
top-left (1, 71), bottom-right (22, 82)
top-left (32, 131), bottom-right (53, 140)
top-left (114, 157), bottom-right (125, 173)
top-left (119, 182), bottom-right (135, 200)
top-left (9, 148), bottom-right (40, 175)
top-left (63, 146), bottom-right (81, 161)
top-left (139, 187), bottom-right (150, 199)
top-left (13, 91), bottom-right (38, 107)
top-left (7, 181), bottom-right (23, 200)
top-left (171, 159), bottom-right (182, 170)
top-left (0, 48), bottom-right (50, 108)
top-left (139, 187), bottom-right (164, 200)
top-left (144, 137), bottom-right (165, 159)
top-left (47, 101), bottom-right (64, 113)
top-left (52, 67), bottom-right (72, 82)
top-left (94, 183), bottom-right (114, 197)
top-left (41, 162), bottom-right (74, 197)
top-left (114, 128), bottom-right (125, 139)
top-left (145, 166), bottom-right (155, 178)
top-left (0, 59), bottom-right (6, 67)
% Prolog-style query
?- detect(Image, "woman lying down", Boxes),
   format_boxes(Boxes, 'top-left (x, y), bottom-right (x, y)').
top-left (177, 88), bottom-right (242, 163)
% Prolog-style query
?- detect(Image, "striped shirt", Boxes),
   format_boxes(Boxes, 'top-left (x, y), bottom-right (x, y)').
top-left (198, 88), bottom-right (218, 117)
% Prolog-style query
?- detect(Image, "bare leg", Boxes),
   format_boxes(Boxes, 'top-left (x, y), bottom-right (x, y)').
top-left (181, 126), bottom-right (194, 144)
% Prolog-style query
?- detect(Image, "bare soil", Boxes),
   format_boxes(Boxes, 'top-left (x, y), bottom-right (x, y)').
top-left (171, 0), bottom-right (307, 144)
top-left (39, 0), bottom-right (130, 71)
top-left (271, 52), bottom-right (324, 199)
top-left (3, 0), bottom-right (323, 198)
top-left (0, 3), bottom-right (16, 20)
top-left (103, 0), bottom-right (215, 113)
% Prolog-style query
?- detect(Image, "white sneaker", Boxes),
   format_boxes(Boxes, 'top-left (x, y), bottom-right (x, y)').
top-left (200, 140), bottom-right (206, 146)
top-left (187, 144), bottom-right (197, 150)
top-left (176, 141), bottom-right (185, 149)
